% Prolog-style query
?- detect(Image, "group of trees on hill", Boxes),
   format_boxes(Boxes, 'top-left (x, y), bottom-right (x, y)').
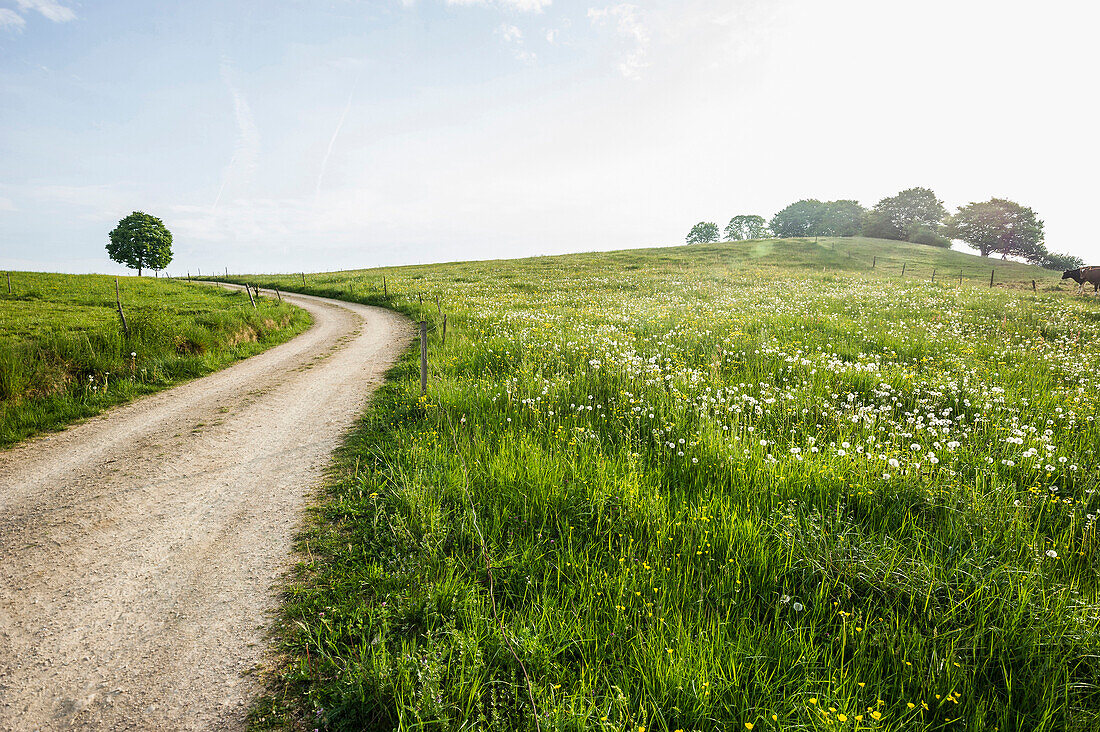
top-left (769, 199), bottom-right (868, 239)
top-left (687, 187), bottom-right (1083, 270)
top-left (860, 188), bottom-right (950, 246)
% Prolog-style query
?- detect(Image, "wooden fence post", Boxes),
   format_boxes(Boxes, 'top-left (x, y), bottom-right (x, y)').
top-left (225, 267), bottom-right (229, 278)
top-left (246, 284), bottom-right (257, 308)
top-left (872, 256), bottom-right (876, 269)
top-left (115, 278), bottom-right (130, 337)
top-left (990, 268), bottom-right (995, 287)
top-left (6, 271), bottom-right (10, 294)
top-left (274, 286), bottom-right (282, 303)
top-left (302, 272), bottom-right (307, 285)
top-left (420, 321), bottom-right (428, 397)
top-left (901, 262), bottom-right (906, 277)
top-left (1032, 280), bottom-right (1037, 292)
top-left (383, 276), bottom-right (388, 298)
top-left (932, 268), bottom-right (936, 283)
top-left (442, 314), bottom-right (447, 346)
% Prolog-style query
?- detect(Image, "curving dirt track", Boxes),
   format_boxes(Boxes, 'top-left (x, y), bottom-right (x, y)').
top-left (0, 289), bottom-right (409, 731)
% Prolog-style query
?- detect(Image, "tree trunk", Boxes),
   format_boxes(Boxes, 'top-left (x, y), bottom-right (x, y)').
top-left (138, 267), bottom-right (142, 276)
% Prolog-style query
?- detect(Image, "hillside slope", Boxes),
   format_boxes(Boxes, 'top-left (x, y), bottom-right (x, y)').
top-left (246, 236), bottom-right (1077, 298)
top-left (239, 238), bottom-right (1100, 732)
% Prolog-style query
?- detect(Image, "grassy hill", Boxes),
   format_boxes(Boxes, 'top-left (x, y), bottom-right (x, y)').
top-left (234, 237), bottom-right (1099, 731)
top-left (0, 272), bottom-right (309, 447)
top-left (239, 236), bottom-right (1077, 301)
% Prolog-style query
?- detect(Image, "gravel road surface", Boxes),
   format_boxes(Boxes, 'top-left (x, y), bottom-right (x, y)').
top-left (0, 289), bottom-right (408, 730)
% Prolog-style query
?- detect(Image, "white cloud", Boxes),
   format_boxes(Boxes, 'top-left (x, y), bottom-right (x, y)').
top-left (498, 23), bottom-right (522, 42)
top-left (15, 0), bottom-right (76, 23)
top-left (0, 8), bottom-right (26, 30)
top-left (496, 22), bottom-right (536, 62)
top-left (23, 183), bottom-right (135, 224)
top-left (545, 28), bottom-right (556, 43)
top-left (588, 3), bottom-right (649, 78)
top-left (0, 196), bottom-right (17, 211)
top-left (446, 0), bottom-right (551, 12)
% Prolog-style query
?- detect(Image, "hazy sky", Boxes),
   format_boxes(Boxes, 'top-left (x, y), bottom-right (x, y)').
top-left (2, 0), bottom-right (1097, 274)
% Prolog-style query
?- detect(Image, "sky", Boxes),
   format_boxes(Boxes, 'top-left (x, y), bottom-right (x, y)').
top-left (1, 0), bottom-right (1098, 275)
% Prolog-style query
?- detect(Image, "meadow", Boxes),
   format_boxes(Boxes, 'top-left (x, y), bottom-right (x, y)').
top-left (0, 272), bottom-right (309, 447)
top-left (236, 237), bottom-right (1100, 731)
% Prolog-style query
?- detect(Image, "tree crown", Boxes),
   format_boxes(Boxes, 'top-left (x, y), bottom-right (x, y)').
top-left (686, 221), bottom-right (720, 244)
top-left (867, 187), bottom-right (947, 240)
top-left (948, 198), bottom-right (1044, 260)
top-left (107, 211), bottom-right (173, 274)
top-left (724, 215), bottom-right (768, 241)
top-left (769, 200), bottom-right (865, 238)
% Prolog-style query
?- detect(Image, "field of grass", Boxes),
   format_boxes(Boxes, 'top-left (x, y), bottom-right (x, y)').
top-left (237, 238), bottom-right (1100, 731)
top-left (0, 272), bottom-right (309, 447)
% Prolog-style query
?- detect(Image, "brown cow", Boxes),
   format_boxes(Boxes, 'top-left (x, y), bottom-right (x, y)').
top-left (1062, 266), bottom-right (1100, 293)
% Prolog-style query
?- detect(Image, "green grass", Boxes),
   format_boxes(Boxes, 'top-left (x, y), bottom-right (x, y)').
top-left (237, 238), bottom-right (1100, 731)
top-left (0, 272), bottom-right (310, 447)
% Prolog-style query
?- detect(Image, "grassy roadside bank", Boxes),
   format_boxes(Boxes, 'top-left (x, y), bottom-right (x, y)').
top-left (238, 239), bottom-right (1100, 731)
top-left (0, 272), bottom-right (310, 448)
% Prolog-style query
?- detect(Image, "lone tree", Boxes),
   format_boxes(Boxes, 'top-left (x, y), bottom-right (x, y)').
top-left (724, 215), bottom-right (768, 241)
top-left (107, 211), bottom-right (173, 276)
top-left (863, 187), bottom-right (947, 241)
top-left (686, 221), bottom-right (720, 244)
top-left (948, 198), bottom-right (1045, 260)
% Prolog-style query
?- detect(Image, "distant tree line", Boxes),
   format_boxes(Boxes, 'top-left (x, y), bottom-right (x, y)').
top-left (686, 187), bottom-right (1083, 270)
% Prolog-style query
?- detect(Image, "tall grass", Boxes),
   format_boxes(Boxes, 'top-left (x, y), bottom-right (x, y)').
top-left (242, 239), bottom-right (1100, 731)
top-left (0, 272), bottom-right (309, 446)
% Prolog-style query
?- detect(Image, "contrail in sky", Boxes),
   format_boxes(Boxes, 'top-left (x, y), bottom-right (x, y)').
top-left (315, 81), bottom-right (357, 203)
top-left (212, 152), bottom-right (236, 212)
top-left (214, 58), bottom-right (260, 212)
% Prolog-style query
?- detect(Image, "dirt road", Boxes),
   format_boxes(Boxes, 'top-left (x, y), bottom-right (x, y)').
top-left (0, 289), bottom-right (409, 731)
